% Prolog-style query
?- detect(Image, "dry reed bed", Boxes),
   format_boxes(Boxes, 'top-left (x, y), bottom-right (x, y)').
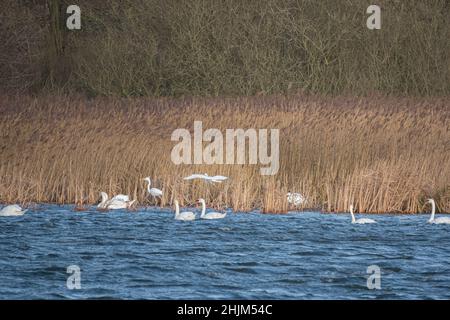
top-left (0, 94), bottom-right (449, 213)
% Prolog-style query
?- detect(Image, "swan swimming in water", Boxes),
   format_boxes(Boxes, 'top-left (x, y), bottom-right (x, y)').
top-left (198, 198), bottom-right (227, 219)
top-left (143, 177), bottom-right (163, 199)
top-left (98, 192), bottom-right (135, 210)
top-left (350, 205), bottom-right (376, 224)
top-left (426, 199), bottom-right (450, 224)
top-left (174, 200), bottom-right (196, 221)
top-left (184, 173), bottom-right (228, 183)
top-left (0, 204), bottom-right (27, 216)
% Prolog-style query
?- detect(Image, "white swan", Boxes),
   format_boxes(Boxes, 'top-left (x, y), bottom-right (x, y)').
top-left (0, 204), bottom-right (27, 216)
top-left (198, 198), bottom-right (227, 219)
top-left (143, 177), bottom-right (163, 198)
top-left (174, 200), bottom-right (196, 221)
top-left (111, 194), bottom-right (130, 202)
top-left (98, 192), bottom-right (135, 210)
top-left (287, 192), bottom-right (307, 206)
top-left (184, 173), bottom-right (228, 183)
top-left (427, 199), bottom-right (450, 224)
top-left (350, 205), bottom-right (376, 224)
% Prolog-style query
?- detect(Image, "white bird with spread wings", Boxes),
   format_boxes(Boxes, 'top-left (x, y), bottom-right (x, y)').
top-left (183, 173), bottom-right (228, 183)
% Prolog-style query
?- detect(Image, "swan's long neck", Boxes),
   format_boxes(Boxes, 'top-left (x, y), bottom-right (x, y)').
top-left (350, 205), bottom-right (356, 223)
top-left (200, 200), bottom-right (206, 217)
top-left (429, 200), bottom-right (436, 222)
top-left (146, 179), bottom-right (151, 193)
top-left (100, 192), bottom-right (108, 207)
top-left (174, 201), bottom-right (180, 217)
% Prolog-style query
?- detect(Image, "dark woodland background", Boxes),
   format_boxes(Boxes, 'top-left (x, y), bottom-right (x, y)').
top-left (1, 0), bottom-right (450, 97)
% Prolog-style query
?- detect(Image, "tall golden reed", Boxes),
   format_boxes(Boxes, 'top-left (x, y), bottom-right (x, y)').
top-left (0, 93), bottom-right (448, 213)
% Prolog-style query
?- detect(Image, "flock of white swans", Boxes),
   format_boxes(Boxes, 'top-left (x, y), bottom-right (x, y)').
top-left (0, 174), bottom-right (448, 224)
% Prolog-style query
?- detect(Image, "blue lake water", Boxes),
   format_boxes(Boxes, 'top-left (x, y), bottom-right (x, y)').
top-left (0, 204), bottom-right (449, 299)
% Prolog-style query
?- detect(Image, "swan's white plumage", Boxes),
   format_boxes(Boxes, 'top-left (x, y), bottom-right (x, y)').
top-left (430, 217), bottom-right (450, 224)
top-left (98, 192), bottom-right (135, 210)
top-left (427, 199), bottom-right (450, 224)
top-left (198, 198), bottom-right (227, 219)
top-left (111, 194), bottom-right (130, 202)
top-left (350, 205), bottom-right (376, 224)
top-left (174, 200), bottom-right (196, 221)
top-left (0, 205), bottom-right (27, 216)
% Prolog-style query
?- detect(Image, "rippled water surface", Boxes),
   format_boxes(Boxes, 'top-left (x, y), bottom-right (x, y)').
top-left (1, 205), bottom-right (449, 299)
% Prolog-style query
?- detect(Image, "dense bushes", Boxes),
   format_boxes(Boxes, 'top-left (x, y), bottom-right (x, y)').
top-left (1, 0), bottom-right (450, 96)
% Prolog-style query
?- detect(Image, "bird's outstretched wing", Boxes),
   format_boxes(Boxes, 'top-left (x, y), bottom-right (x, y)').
top-left (184, 174), bottom-right (228, 183)
top-left (184, 174), bottom-right (207, 180)
top-left (210, 175), bottom-right (228, 182)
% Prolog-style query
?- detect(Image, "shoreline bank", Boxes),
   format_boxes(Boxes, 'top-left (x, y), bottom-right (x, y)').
top-left (1, 202), bottom-right (447, 215)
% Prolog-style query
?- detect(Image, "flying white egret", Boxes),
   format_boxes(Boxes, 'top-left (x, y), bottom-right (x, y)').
top-left (174, 200), bottom-right (196, 221)
top-left (350, 205), bottom-right (376, 224)
top-left (143, 177), bottom-right (163, 199)
top-left (287, 192), bottom-right (307, 206)
top-left (0, 204), bottom-right (27, 216)
top-left (183, 173), bottom-right (228, 183)
top-left (197, 198), bottom-right (227, 219)
top-left (426, 199), bottom-right (450, 224)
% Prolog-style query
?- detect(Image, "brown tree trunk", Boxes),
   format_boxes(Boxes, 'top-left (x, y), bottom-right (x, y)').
top-left (46, 0), bottom-right (67, 87)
